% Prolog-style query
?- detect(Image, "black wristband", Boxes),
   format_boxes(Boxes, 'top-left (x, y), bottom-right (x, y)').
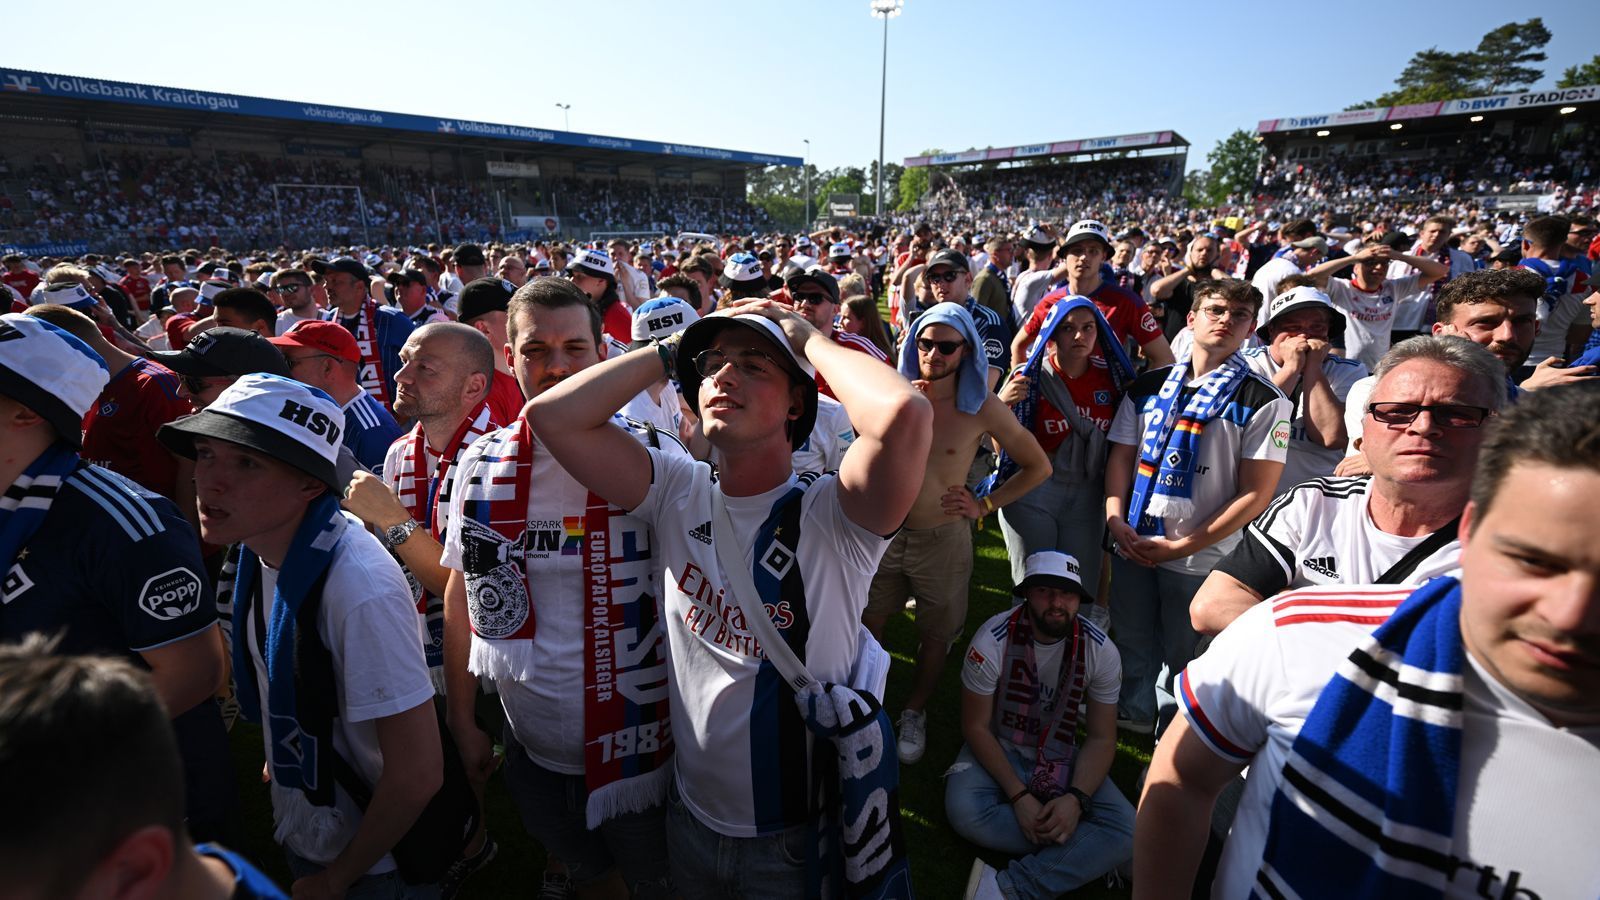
top-left (1007, 788), bottom-right (1030, 806)
top-left (1065, 786), bottom-right (1092, 809)
top-left (653, 338), bottom-right (676, 381)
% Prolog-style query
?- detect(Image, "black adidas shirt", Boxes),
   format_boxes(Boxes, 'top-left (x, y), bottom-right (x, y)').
top-left (1214, 475), bottom-right (1462, 597)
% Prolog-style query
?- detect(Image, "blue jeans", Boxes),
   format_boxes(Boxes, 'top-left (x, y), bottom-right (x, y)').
top-left (666, 780), bottom-right (808, 900)
top-left (944, 744), bottom-right (1134, 899)
top-left (285, 851), bottom-right (438, 900)
top-left (1108, 558), bottom-right (1207, 728)
top-left (998, 475), bottom-right (1106, 592)
top-left (502, 727), bottom-right (672, 898)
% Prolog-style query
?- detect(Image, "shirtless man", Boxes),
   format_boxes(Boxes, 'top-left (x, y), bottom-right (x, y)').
top-left (865, 302), bottom-right (1051, 765)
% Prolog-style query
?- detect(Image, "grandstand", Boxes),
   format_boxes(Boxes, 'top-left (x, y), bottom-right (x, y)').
top-left (904, 131), bottom-right (1189, 230)
top-left (0, 68), bottom-right (800, 252)
top-left (1254, 83), bottom-right (1600, 221)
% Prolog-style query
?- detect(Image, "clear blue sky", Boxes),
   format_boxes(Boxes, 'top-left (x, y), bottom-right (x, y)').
top-left (5, 0), bottom-right (1597, 175)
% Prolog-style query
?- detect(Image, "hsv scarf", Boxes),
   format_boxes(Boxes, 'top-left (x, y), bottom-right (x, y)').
top-left (798, 684), bottom-right (915, 900)
top-left (332, 300), bottom-right (389, 408)
top-left (0, 442), bottom-right (78, 578)
top-left (983, 296), bottom-right (1134, 496)
top-left (454, 414), bottom-right (672, 826)
top-left (1127, 353), bottom-right (1251, 536)
top-left (993, 604), bottom-right (1086, 800)
top-left (230, 492), bottom-right (346, 804)
top-left (390, 402), bottom-right (495, 670)
top-left (1421, 244), bottom-right (1453, 326)
top-left (742, 483), bottom-right (913, 899)
top-left (985, 261), bottom-right (1012, 298)
top-left (1255, 577), bottom-right (1465, 900)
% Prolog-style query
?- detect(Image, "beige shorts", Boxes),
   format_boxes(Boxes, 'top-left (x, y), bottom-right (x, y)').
top-left (865, 519), bottom-right (974, 644)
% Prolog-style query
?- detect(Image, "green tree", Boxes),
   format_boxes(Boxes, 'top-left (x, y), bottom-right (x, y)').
top-left (1356, 19), bottom-right (1550, 107)
top-left (894, 149), bottom-right (940, 212)
top-left (1204, 129), bottom-right (1262, 204)
top-left (1557, 54), bottom-right (1600, 88)
top-left (1372, 48), bottom-right (1480, 107)
top-left (1473, 18), bottom-right (1550, 94)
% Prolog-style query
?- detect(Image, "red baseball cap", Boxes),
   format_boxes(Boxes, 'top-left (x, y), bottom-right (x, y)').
top-left (269, 320), bottom-right (360, 363)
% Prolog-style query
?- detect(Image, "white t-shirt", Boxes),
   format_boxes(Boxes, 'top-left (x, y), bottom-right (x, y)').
top-left (276, 308), bottom-right (320, 336)
top-left (619, 383), bottom-right (684, 439)
top-left (1250, 257), bottom-right (1303, 327)
top-left (245, 514), bottom-right (434, 872)
top-left (1181, 585), bottom-right (1600, 900)
top-left (1108, 367), bottom-right (1292, 574)
top-left (792, 395), bottom-right (856, 476)
top-left (1388, 248), bottom-right (1474, 330)
top-left (1529, 290), bottom-right (1584, 363)
top-left (1342, 374), bottom-right (1375, 456)
top-left (439, 418), bottom-right (677, 774)
top-left (1216, 475), bottom-right (1461, 597)
top-left (1325, 273), bottom-right (1423, 370)
top-left (1011, 269), bottom-right (1058, 324)
top-left (961, 610), bottom-right (1119, 762)
top-left (1239, 346), bottom-right (1370, 494)
top-left (631, 450), bottom-right (889, 837)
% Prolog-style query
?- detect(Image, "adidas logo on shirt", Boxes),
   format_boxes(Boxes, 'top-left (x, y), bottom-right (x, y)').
top-left (688, 521), bottom-right (712, 545)
top-left (1304, 556), bottom-right (1339, 579)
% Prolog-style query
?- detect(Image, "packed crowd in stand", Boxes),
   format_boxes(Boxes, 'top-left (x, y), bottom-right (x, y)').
top-left (2, 137), bottom-right (1600, 900)
top-left (0, 149), bottom-right (774, 248)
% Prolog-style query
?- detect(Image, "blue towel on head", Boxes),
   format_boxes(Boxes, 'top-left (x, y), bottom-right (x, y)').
top-left (897, 301), bottom-right (988, 415)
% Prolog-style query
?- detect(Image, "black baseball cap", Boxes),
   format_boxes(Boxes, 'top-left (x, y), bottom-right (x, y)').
top-left (453, 243), bottom-right (487, 267)
top-left (925, 249), bottom-right (969, 273)
top-left (325, 257), bottom-right (369, 282)
top-left (783, 266), bottom-right (841, 304)
top-left (153, 327), bottom-right (290, 378)
top-left (457, 277), bottom-right (515, 323)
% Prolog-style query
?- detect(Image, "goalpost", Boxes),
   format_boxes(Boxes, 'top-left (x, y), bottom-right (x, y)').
top-left (271, 183), bottom-right (370, 247)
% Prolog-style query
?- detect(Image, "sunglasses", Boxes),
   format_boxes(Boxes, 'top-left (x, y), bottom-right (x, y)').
top-left (916, 337), bottom-right (964, 356)
top-left (791, 291), bottom-right (833, 307)
top-left (925, 270), bottom-right (962, 284)
top-left (1367, 402), bottom-right (1492, 428)
top-left (270, 283), bottom-right (306, 296)
top-left (180, 374), bottom-right (229, 395)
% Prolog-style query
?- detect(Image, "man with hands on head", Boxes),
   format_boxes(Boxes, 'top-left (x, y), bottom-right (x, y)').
top-left (526, 293), bottom-right (932, 898)
top-left (1305, 240), bottom-right (1448, 370)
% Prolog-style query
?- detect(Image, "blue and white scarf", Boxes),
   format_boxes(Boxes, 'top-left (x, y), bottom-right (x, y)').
top-left (0, 442), bottom-right (79, 577)
top-left (799, 684), bottom-right (915, 900)
top-left (1256, 577), bottom-right (1465, 900)
top-left (231, 492), bottom-right (346, 804)
top-left (1126, 353), bottom-right (1251, 535)
top-left (984, 261), bottom-right (1011, 298)
top-left (982, 296), bottom-right (1133, 496)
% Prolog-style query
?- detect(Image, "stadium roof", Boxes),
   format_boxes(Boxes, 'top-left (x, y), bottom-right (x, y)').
top-left (905, 130), bottom-right (1187, 168)
top-left (0, 68), bottom-right (801, 168)
top-left (1257, 84), bottom-right (1600, 134)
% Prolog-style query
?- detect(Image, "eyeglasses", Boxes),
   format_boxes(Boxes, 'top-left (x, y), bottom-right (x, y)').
top-left (1367, 402), bottom-right (1492, 428)
top-left (1196, 305), bottom-right (1255, 324)
top-left (925, 270), bottom-right (962, 284)
top-left (693, 348), bottom-right (783, 379)
top-left (270, 283), bottom-right (306, 296)
top-left (916, 337), bottom-right (965, 356)
top-left (791, 291), bottom-right (833, 307)
top-left (286, 352), bottom-right (338, 369)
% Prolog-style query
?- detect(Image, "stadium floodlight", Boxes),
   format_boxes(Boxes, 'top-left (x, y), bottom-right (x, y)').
top-left (1390, 123), bottom-right (1403, 131)
top-left (1560, 106), bottom-right (1577, 115)
top-left (555, 103), bottom-right (571, 131)
top-left (804, 138), bottom-right (812, 227)
top-left (1316, 130), bottom-right (1330, 137)
top-left (1470, 115), bottom-right (1485, 123)
top-left (870, 0), bottom-right (904, 218)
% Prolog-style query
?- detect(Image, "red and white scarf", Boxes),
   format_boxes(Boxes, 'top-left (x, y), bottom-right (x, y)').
top-left (993, 604), bottom-right (1086, 800)
top-left (390, 401), bottom-right (496, 638)
top-left (455, 413), bottom-right (673, 825)
top-left (336, 299), bottom-right (389, 408)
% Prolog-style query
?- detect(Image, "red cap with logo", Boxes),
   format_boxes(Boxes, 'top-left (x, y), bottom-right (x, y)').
top-left (269, 319), bottom-right (360, 363)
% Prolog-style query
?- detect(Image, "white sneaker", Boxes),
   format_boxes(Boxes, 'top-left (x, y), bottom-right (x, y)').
top-left (896, 708), bottom-right (927, 764)
top-left (963, 859), bottom-right (1003, 900)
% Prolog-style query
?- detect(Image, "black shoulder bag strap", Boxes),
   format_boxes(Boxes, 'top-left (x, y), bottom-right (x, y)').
top-left (1375, 515), bottom-right (1460, 585)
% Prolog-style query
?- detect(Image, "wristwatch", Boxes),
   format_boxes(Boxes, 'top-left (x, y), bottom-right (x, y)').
top-left (381, 517), bottom-right (421, 550)
top-left (1065, 787), bottom-right (1092, 810)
